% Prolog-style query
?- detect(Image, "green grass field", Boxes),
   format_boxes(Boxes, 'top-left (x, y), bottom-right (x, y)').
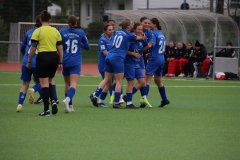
top-left (0, 71), bottom-right (240, 160)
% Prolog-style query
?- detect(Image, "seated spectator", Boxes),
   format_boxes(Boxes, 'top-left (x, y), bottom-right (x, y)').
top-left (163, 41), bottom-right (177, 76)
top-left (183, 40), bottom-right (207, 77)
top-left (201, 52), bottom-right (213, 79)
top-left (166, 41), bottom-right (186, 77)
top-left (178, 42), bottom-right (194, 77)
top-left (216, 42), bottom-right (235, 58)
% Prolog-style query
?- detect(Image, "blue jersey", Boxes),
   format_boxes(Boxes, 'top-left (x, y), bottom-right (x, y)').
top-left (125, 39), bottom-right (147, 68)
top-left (149, 30), bottom-right (166, 61)
top-left (144, 29), bottom-right (153, 43)
top-left (60, 27), bottom-right (89, 67)
top-left (98, 34), bottom-right (114, 65)
top-left (21, 28), bottom-right (38, 67)
top-left (107, 29), bottom-right (137, 60)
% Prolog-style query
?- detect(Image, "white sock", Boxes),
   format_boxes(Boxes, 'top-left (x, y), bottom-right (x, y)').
top-left (127, 102), bottom-right (132, 105)
top-left (98, 99), bottom-right (103, 103)
top-left (142, 95), bottom-right (147, 100)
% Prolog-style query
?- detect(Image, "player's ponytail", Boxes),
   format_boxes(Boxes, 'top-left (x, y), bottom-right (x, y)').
top-left (67, 15), bottom-right (81, 28)
top-left (150, 18), bottom-right (162, 30)
top-left (35, 15), bottom-right (42, 28)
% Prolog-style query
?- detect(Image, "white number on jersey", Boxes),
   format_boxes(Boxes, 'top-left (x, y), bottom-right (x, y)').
top-left (158, 39), bottom-right (166, 54)
top-left (112, 35), bottom-right (123, 48)
top-left (65, 39), bottom-right (78, 54)
top-left (27, 40), bottom-right (38, 54)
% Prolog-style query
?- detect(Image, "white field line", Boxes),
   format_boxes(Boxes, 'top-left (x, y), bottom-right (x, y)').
top-left (0, 84), bottom-right (240, 88)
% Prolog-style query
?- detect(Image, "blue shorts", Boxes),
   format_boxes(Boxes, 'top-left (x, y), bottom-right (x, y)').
top-left (20, 65), bottom-right (39, 82)
top-left (105, 57), bottom-right (124, 74)
top-left (62, 65), bottom-right (81, 76)
top-left (98, 63), bottom-right (105, 79)
top-left (140, 57), bottom-right (145, 70)
top-left (146, 60), bottom-right (165, 76)
top-left (124, 64), bottom-right (144, 81)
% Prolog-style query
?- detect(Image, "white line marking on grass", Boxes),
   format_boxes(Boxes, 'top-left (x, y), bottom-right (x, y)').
top-left (1, 84), bottom-right (240, 88)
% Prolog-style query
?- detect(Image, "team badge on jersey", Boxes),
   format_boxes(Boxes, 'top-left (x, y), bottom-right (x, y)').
top-left (101, 45), bottom-right (105, 50)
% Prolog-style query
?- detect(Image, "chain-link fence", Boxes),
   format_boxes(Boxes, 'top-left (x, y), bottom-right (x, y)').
top-left (0, 0), bottom-right (239, 63)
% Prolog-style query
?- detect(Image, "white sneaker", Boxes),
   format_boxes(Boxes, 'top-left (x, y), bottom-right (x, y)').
top-left (62, 98), bottom-right (70, 113)
top-left (27, 88), bottom-right (34, 104)
top-left (178, 73), bottom-right (185, 77)
top-left (69, 105), bottom-right (75, 112)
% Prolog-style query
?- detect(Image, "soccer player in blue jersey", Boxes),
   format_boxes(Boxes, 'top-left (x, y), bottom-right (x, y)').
top-left (140, 17), bottom-right (152, 69)
top-left (16, 15), bottom-right (42, 112)
top-left (97, 24), bottom-right (114, 107)
top-left (143, 18), bottom-right (170, 107)
top-left (60, 15), bottom-right (90, 113)
top-left (90, 19), bottom-right (145, 109)
top-left (124, 23), bottom-right (152, 108)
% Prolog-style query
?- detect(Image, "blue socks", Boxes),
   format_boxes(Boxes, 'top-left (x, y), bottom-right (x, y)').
top-left (146, 84), bottom-right (150, 96)
top-left (94, 87), bottom-right (103, 97)
top-left (158, 86), bottom-right (167, 102)
top-left (114, 92), bottom-right (121, 104)
top-left (32, 83), bottom-right (42, 97)
top-left (132, 87), bottom-right (138, 95)
top-left (100, 92), bottom-right (108, 101)
top-left (140, 86), bottom-right (147, 97)
top-left (52, 84), bottom-right (58, 100)
top-left (126, 93), bottom-right (132, 102)
top-left (18, 92), bottom-right (26, 105)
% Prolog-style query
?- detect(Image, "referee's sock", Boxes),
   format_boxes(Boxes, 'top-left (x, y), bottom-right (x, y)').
top-left (42, 87), bottom-right (50, 111)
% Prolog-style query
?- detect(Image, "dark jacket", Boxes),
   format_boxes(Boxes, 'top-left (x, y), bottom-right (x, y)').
top-left (165, 45), bottom-right (177, 59)
top-left (174, 43), bottom-right (187, 59)
top-left (216, 48), bottom-right (235, 58)
top-left (186, 47), bottom-right (194, 59)
top-left (189, 44), bottom-right (207, 62)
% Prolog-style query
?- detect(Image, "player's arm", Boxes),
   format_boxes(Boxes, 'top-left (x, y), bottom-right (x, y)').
top-left (82, 34), bottom-right (90, 50)
top-left (127, 51), bottom-right (141, 58)
top-left (21, 34), bottom-right (28, 56)
top-left (27, 40), bottom-right (38, 68)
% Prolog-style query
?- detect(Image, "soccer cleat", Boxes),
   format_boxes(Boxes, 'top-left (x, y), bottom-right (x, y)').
top-left (140, 98), bottom-right (152, 108)
top-left (113, 103), bottom-right (125, 109)
top-left (98, 103), bottom-right (108, 107)
top-left (178, 73), bottom-right (185, 77)
top-left (16, 105), bottom-right (22, 112)
top-left (62, 98), bottom-right (70, 113)
top-left (139, 103), bottom-right (146, 108)
top-left (28, 88), bottom-right (34, 104)
top-left (69, 105), bottom-right (75, 112)
top-left (122, 95), bottom-right (127, 103)
top-left (158, 100), bottom-right (170, 107)
top-left (126, 104), bottom-right (139, 109)
top-left (205, 76), bottom-right (211, 79)
top-left (51, 100), bottom-right (58, 115)
top-left (49, 99), bottom-right (59, 105)
top-left (34, 97), bottom-right (43, 104)
top-left (89, 94), bottom-right (98, 107)
top-left (109, 94), bottom-right (115, 104)
top-left (39, 110), bottom-right (50, 116)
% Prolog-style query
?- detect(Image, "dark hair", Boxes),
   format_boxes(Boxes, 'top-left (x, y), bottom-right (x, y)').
top-left (119, 19), bottom-right (132, 29)
top-left (107, 20), bottom-right (115, 24)
top-left (67, 15), bottom-right (81, 28)
top-left (140, 17), bottom-right (148, 22)
top-left (187, 42), bottom-right (192, 46)
top-left (226, 42), bottom-right (232, 46)
top-left (195, 40), bottom-right (201, 47)
top-left (103, 24), bottom-right (113, 32)
top-left (40, 10), bottom-right (51, 22)
top-left (150, 18), bottom-right (162, 30)
top-left (35, 15), bottom-right (42, 28)
top-left (133, 23), bottom-right (141, 30)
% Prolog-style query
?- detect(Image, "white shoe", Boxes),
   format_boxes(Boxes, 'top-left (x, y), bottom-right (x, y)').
top-left (27, 88), bottom-right (34, 104)
top-left (62, 98), bottom-right (70, 113)
top-left (178, 73), bottom-right (185, 77)
top-left (69, 105), bottom-right (75, 112)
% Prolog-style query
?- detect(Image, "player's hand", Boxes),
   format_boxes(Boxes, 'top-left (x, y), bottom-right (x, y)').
top-left (134, 53), bottom-right (141, 59)
top-left (148, 41), bottom-right (153, 48)
top-left (26, 63), bottom-right (31, 69)
top-left (57, 64), bottom-right (62, 73)
top-left (145, 53), bottom-right (150, 58)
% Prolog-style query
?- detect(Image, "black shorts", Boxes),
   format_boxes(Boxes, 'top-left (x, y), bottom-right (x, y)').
top-left (36, 52), bottom-right (59, 78)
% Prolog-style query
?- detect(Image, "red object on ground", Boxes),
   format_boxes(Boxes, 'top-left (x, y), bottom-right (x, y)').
top-left (167, 59), bottom-right (179, 75)
top-left (0, 62), bottom-right (100, 75)
top-left (215, 72), bottom-right (226, 80)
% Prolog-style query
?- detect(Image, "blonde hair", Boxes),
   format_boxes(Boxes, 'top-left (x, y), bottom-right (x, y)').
top-left (119, 19), bottom-right (132, 29)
